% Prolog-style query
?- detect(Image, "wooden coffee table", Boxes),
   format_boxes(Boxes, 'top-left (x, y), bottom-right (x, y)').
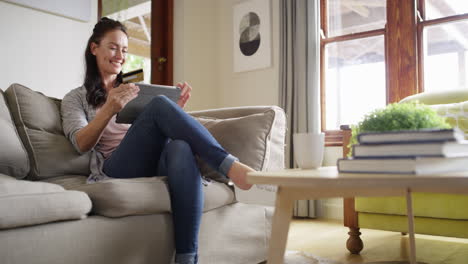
top-left (247, 166), bottom-right (468, 264)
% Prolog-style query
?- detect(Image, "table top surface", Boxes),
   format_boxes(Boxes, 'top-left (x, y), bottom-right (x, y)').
top-left (247, 167), bottom-right (468, 192)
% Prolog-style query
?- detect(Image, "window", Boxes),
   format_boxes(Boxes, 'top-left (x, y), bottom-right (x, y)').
top-left (320, 0), bottom-right (468, 146)
top-left (420, 1), bottom-right (468, 92)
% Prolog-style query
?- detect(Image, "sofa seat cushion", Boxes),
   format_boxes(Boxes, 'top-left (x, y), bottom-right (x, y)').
top-left (355, 192), bottom-right (468, 220)
top-left (0, 174), bottom-right (92, 230)
top-left (0, 90), bottom-right (29, 179)
top-left (4, 84), bottom-right (91, 180)
top-left (0, 173), bottom-right (18, 182)
top-left (45, 175), bottom-right (236, 218)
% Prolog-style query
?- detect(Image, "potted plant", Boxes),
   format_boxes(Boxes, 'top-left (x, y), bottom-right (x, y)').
top-left (348, 101), bottom-right (451, 157)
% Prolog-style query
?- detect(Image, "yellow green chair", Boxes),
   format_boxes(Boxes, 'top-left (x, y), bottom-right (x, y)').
top-left (342, 89), bottom-right (468, 254)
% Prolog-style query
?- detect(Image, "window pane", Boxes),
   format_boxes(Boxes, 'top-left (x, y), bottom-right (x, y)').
top-left (325, 36), bottom-right (386, 130)
top-left (327, 0), bottom-right (386, 37)
top-left (425, 0), bottom-right (468, 20)
top-left (423, 20), bottom-right (468, 92)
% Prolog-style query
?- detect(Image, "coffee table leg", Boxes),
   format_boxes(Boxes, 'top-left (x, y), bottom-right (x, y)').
top-left (267, 186), bottom-right (294, 264)
top-left (406, 188), bottom-right (417, 264)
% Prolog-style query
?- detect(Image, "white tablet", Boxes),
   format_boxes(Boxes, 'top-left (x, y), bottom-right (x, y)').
top-left (115, 83), bottom-right (181, 124)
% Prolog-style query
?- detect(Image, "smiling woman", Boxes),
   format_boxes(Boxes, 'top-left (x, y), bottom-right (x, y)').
top-left (91, 34), bottom-right (128, 79)
top-left (84, 17), bottom-right (128, 107)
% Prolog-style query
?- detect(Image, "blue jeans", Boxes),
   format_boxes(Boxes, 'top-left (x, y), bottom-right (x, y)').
top-left (103, 96), bottom-right (237, 263)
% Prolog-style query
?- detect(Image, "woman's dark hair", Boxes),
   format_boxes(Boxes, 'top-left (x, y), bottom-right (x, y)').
top-left (84, 17), bottom-right (127, 108)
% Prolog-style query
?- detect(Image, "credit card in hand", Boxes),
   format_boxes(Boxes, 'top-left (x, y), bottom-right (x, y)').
top-left (122, 69), bottom-right (144, 83)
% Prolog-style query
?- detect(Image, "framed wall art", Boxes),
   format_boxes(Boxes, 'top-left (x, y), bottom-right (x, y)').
top-left (3, 0), bottom-right (92, 22)
top-left (233, 0), bottom-right (272, 73)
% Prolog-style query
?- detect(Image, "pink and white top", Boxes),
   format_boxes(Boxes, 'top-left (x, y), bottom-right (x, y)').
top-left (95, 110), bottom-right (130, 159)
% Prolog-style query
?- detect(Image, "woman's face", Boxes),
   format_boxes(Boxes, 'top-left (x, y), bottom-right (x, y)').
top-left (91, 29), bottom-right (128, 76)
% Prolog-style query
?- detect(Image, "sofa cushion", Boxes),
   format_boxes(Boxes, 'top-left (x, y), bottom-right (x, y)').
top-left (356, 192), bottom-right (468, 220)
top-left (0, 89), bottom-right (29, 179)
top-left (0, 191), bottom-right (91, 230)
top-left (0, 175), bottom-right (91, 229)
top-left (0, 173), bottom-right (64, 195)
top-left (430, 101), bottom-right (468, 139)
top-left (358, 213), bottom-right (468, 239)
top-left (45, 175), bottom-right (236, 218)
top-left (195, 111), bottom-right (280, 182)
top-left (4, 84), bottom-right (91, 180)
top-left (400, 89), bottom-right (468, 105)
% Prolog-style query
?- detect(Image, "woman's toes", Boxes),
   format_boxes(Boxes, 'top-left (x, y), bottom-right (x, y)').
top-left (232, 175), bottom-right (253, 190)
top-left (227, 161), bottom-right (254, 190)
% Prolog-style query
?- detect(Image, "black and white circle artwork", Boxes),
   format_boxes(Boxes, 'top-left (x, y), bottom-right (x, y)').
top-left (239, 12), bottom-right (261, 56)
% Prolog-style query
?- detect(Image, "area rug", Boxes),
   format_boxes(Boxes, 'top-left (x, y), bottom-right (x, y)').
top-left (272, 251), bottom-right (427, 264)
top-left (365, 261), bottom-right (427, 264)
top-left (283, 251), bottom-right (342, 264)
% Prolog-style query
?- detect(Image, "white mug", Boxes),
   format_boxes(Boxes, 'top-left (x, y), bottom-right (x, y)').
top-left (293, 132), bottom-right (325, 169)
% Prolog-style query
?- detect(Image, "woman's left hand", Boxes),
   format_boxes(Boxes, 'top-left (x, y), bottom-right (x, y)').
top-left (176, 82), bottom-right (192, 109)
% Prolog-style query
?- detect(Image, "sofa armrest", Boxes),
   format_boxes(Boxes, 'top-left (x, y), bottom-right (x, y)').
top-left (400, 89), bottom-right (468, 105)
top-left (190, 106), bottom-right (286, 206)
top-left (189, 105), bottom-right (285, 120)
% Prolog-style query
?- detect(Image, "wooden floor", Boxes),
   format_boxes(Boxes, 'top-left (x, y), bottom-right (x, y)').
top-left (286, 219), bottom-right (468, 264)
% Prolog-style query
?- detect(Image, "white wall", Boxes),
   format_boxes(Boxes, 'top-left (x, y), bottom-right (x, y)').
top-left (216, 0), bottom-right (280, 108)
top-left (0, 1), bottom-right (97, 99)
top-left (173, 0), bottom-right (220, 111)
top-left (174, 0), bottom-right (280, 110)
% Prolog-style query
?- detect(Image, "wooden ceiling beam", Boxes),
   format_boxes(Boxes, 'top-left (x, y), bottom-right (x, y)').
top-left (341, 0), bottom-right (386, 8)
top-left (126, 27), bottom-right (147, 42)
top-left (107, 1), bottom-right (150, 21)
top-left (138, 15), bottom-right (151, 42)
top-left (128, 37), bottom-right (150, 58)
top-left (343, 2), bottom-right (370, 17)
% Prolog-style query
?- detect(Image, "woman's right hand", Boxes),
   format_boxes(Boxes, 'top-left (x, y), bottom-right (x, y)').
top-left (103, 83), bottom-right (140, 115)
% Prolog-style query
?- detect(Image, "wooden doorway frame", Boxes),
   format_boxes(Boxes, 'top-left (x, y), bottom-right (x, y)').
top-left (98, 0), bottom-right (174, 85)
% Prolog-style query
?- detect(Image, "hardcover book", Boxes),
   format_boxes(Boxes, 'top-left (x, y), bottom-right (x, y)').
top-left (352, 140), bottom-right (468, 158)
top-left (357, 128), bottom-right (465, 145)
top-left (337, 156), bottom-right (468, 174)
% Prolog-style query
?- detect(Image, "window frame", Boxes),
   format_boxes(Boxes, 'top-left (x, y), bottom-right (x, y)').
top-left (320, 0), bottom-right (468, 146)
top-left (417, 0), bottom-right (468, 93)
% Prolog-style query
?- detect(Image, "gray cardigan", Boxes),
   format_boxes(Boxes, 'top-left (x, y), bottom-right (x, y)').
top-left (61, 86), bottom-right (109, 182)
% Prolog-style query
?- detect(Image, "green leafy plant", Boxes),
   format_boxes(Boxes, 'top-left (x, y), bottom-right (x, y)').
top-left (348, 101), bottom-right (451, 157)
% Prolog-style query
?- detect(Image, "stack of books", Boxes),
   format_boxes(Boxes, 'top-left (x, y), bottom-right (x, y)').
top-left (337, 128), bottom-right (468, 174)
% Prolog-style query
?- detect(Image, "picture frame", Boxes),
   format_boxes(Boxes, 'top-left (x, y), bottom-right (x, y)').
top-left (233, 0), bottom-right (272, 73)
top-left (3, 0), bottom-right (92, 22)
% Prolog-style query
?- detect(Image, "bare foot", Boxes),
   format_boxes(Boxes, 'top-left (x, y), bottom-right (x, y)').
top-left (227, 161), bottom-right (254, 190)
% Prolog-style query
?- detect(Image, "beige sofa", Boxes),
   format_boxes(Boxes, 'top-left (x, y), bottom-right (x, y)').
top-left (0, 83), bottom-right (286, 264)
